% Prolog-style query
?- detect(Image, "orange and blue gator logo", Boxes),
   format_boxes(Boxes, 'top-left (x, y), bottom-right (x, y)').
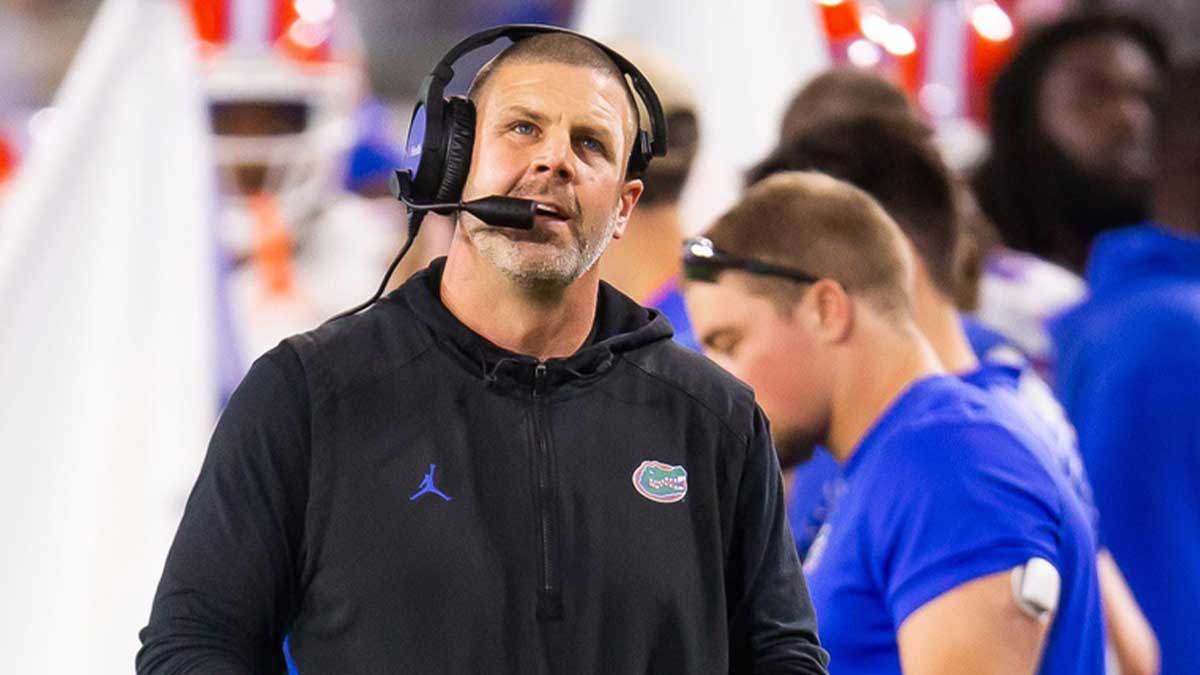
top-left (632, 460), bottom-right (688, 503)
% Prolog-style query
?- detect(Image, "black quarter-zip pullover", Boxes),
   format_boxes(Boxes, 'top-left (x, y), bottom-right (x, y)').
top-left (138, 258), bottom-right (829, 674)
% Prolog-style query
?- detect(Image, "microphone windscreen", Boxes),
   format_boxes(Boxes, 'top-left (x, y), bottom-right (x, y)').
top-left (462, 196), bottom-right (537, 230)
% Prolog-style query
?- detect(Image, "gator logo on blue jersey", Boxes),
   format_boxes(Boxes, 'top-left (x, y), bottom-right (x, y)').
top-left (632, 460), bottom-right (688, 503)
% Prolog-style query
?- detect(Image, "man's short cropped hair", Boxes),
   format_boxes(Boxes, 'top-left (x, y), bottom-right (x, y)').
top-left (705, 171), bottom-right (913, 318)
top-left (467, 33), bottom-right (640, 160)
top-left (747, 113), bottom-right (959, 301)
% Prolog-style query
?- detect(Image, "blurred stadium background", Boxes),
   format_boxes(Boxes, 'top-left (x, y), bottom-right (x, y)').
top-left (0, 0), bottom-right (1196, 673)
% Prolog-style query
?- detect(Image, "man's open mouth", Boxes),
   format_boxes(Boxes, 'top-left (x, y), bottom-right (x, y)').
top-left (533, 202), bottom-right (570, 221)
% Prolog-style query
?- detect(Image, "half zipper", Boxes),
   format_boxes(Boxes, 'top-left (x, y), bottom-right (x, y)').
top-left (531, 362), bottom-right (564, 619)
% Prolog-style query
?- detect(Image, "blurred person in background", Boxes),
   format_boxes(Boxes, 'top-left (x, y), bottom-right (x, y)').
top-left (776, 68), bottom-right (913, 142)
top-left (1049, 61), bottom-right (1200, 675)
top-left (598, 40), bottom-right (702, 350)
top-left (775, 68), bottom-right (997, 319)
top-left (685, 171), bottom-right (1103, 674)
top-left (340, 97), bottom-right (459, 288)
top-left (190, 0), bottom-right (401, 377)
top-left (748, 69), bottom-right (929, 540)
top-left (971, 13), bottom-right (1168, 371)
top-left (749, 111), bottom-right (1159, 675)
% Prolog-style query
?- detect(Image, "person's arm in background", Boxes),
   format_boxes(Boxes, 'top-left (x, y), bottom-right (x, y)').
top-left (898, 569), bottom-right (1049, 674)
top-left (1098, 549), bottom-right (1160, 675)
top-left (137, 344), bottom-right (311, 674)
top-left (727, 406), bottom-right (830, 674)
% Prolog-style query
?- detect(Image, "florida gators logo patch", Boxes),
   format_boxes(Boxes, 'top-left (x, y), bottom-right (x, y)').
top-left (632, 460), bottom-right (688, 503)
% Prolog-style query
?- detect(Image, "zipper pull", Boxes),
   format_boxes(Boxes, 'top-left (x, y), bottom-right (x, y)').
top-left (534, 362), bottom-right (547, 396)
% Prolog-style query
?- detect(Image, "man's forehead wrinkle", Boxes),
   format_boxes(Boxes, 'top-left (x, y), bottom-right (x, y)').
top-left (492, 103), bottom-right (550, 125)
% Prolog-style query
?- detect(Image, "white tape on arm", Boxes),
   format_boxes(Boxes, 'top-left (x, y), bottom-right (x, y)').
top-left (1011, 557), bottom-right (1061, 622)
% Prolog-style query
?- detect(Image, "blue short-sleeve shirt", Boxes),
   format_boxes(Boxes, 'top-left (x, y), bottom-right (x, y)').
top-left (803, 375), bottom-right (1103, 674)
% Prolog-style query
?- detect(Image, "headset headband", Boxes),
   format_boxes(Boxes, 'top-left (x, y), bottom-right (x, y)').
top-left (429, 25), bottom-right (667, 160)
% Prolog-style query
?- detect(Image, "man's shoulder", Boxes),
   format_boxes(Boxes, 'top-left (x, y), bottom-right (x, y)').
top-left (855, 392), bottom-right (1067, 556)
top-left (284, 298), bottom-right (435, 390)
top-left (1106, 284), bottom-right (1200, 342)
top-left (620, 339), bottom-right (757, 440)
top-left (1057, 281), bottom-right (1200, 379)
top-left (874, 389), bottom-right (1058, 500)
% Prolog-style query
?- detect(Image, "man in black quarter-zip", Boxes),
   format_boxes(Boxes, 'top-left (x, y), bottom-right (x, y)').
top-left (138, 27), bottom-right (828, 675)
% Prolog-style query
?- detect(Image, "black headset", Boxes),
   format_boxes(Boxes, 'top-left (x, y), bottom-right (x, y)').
top-left (395, 23), bottom-right (670, 206)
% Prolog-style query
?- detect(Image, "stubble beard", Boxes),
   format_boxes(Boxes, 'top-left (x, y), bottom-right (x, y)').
top-left (471, 207), bottom-right (619, 291)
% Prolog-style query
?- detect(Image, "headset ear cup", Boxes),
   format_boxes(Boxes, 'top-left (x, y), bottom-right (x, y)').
top-left (627, 130), bottom-right (652, 178)
top-left (435, 97), bottom-right (476, 203)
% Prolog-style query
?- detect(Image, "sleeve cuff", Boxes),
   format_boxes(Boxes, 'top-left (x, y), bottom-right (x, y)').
top-left (888, 540), bottom-right (1058, 627)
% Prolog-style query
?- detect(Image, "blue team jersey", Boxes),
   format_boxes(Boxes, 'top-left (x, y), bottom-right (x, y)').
top-left (960, 361), bottom-right (1101, 542)
top-left (788, 318), bottom-right (1100, 560)
top-left (1051, 224), bottom-right (1200, 675)
top-left (644, 277), bottom-right (700, 352)
top-left (962, 314), bottom-right (1016, 364)
top-left (787, 450), bottom-right (839, 560)
top-left (803, 375), bottom-right (1103, 674)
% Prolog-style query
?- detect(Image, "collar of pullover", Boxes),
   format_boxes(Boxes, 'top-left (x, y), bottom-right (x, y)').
top-left (392, 257), bottom-right (674, 390)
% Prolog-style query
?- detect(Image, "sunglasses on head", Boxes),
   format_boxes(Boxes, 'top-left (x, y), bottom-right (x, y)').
top-left (682, 236), bottom-right (820, 284)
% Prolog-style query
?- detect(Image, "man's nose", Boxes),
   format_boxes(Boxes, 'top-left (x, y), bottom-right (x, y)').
top-left (1112, 94), bottom-right (1153, 140)
top-left (531, 128), bottom-right (576, 182)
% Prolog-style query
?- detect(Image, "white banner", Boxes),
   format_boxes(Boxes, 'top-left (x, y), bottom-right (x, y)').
top-left (0, 0), bottom-right (218, 671)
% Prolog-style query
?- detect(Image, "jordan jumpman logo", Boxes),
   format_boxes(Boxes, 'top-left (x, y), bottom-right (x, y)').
top-left (409, 463), bottom-right (452, 501)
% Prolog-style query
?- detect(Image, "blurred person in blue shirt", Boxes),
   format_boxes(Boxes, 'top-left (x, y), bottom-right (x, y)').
top-left (597, 42), bottom-right (701, 350)
top-left (612, 67), bottom-right (913, 355)
top-left (1050, 62), bottom-right (1200, 675)
top-left (750, 109), bottom-right (1159, 674)
top-left (685, 172), bottom-right (1103, 674)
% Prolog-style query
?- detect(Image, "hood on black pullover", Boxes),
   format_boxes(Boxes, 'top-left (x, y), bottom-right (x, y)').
top-left (389, 257), bottom-right (676, 391)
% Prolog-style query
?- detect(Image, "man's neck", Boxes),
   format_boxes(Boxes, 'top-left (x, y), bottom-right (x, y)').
top-left (912, 283), bottom-right (979, 374)
top-left (825, 320), bottom-right (944, 464)
top-left (440, 237), bottom-right (599, 361)
top-left (598, 203), bottom-right (683, 302)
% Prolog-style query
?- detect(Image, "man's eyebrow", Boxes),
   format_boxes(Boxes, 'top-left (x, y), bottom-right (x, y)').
top-left (496, 105), bottom-right (549, 125)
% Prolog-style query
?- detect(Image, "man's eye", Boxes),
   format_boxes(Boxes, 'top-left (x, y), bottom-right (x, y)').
top-left (580, 137), bottom-right (605, 154)
top-left (513, 122), bottom-right (535, 135)
top-left (706, 335), bottom-right (740, 357)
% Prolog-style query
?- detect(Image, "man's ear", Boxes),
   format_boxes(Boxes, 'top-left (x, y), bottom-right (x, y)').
top-left (808, 279), bottom-right (854, 343)
top-left (610, 178), bottom-right (644, 240)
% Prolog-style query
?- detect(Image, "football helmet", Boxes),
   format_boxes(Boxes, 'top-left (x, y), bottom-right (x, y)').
top-left (188, 0), bottom-right (365, 255)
